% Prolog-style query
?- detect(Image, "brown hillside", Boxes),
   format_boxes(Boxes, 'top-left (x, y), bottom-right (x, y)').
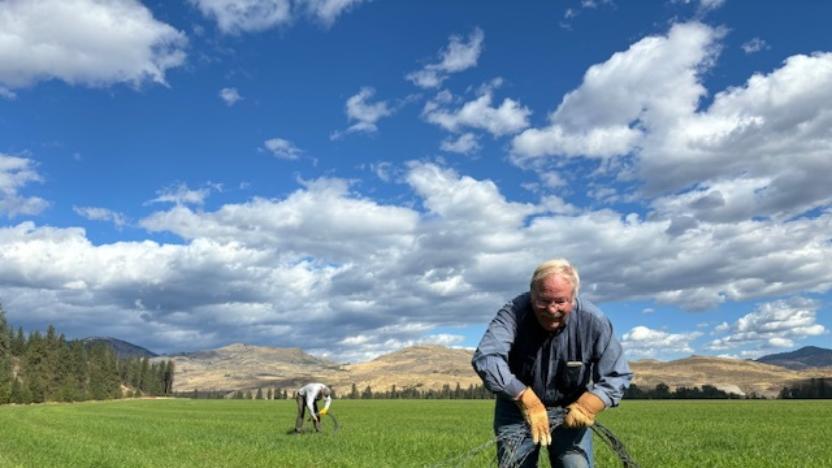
top-left (330, 345), bottom-right (479, 395)
top-left (631, 355), bottom-right (832, 398)
top-left (161, 343), bottom-right (344, 392)
top-left (157, 343), bottom-right (832, 399)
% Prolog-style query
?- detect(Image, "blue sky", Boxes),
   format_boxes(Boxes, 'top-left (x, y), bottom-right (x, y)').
top-left (1, 0), bottom-right (831, 362)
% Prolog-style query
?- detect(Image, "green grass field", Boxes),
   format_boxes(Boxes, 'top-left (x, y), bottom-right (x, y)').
top-left (1, 399), bottom-right (831, 467)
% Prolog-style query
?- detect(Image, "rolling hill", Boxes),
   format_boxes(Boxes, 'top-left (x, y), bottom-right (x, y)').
top-left (154, 343), bottom-right (832, 399)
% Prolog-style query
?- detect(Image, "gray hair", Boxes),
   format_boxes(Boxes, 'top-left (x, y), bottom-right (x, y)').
top-left (529, 258), bottom-right (580, 298)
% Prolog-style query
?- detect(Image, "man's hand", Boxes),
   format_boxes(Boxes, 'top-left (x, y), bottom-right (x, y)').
top-left (564, 392), bottom-right (605, 428)
top-left (516, 387), bottom-right (551, 446)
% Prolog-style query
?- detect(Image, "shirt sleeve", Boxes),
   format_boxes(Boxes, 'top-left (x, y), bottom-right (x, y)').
top-left (471, 298), bottom-right (527, 400)
top-left (588, 316), bottom-right (633, 408)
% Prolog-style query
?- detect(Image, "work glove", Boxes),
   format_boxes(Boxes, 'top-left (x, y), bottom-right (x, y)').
top-left (516, 387), bottom-right (551, 446)
top-left (319, 408), bottom-right (329, 416)
top-left (564, 392), bottom-right (605, 428)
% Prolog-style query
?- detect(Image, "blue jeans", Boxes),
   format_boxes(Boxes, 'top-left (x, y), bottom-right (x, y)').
top-left (494, 397), bottom-right (593, 468)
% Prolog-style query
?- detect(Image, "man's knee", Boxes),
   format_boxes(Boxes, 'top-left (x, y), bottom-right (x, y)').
top-left (553, 449), bottom-right (590, 468)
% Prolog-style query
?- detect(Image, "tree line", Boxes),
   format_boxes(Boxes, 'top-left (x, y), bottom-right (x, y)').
top-left (182, 383), bottom-right (497, 400)
top-left (0, 306), bottom-right (173, 405)
top-left (341, 382), bottom-right (496, 399)
top-left (779, 378), bottom-right (832, 399)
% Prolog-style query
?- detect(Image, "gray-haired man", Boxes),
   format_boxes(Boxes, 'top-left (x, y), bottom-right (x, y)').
top-left (472, 258), bottom-right (632, 467)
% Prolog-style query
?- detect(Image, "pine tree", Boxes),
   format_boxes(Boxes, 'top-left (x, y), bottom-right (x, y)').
top-left (361, 385), bottom-right (373, 399)
top-left (138, 358), bottom-right (150, 393)
top-left (0, 305), bottom-right (12, 404)
top-left (64, 341), bottom-right (89, 401)
top-left (162, 360), bottom-right (175, 395)
top-left (255, 388), bottom-right (264, 400)
top-left (23, 331), bottom-right (47, 403)
top-left (11, 327), bottom-right (25, 357)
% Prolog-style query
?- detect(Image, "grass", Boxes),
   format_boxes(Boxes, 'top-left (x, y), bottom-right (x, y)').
top-left (1, 399), bottom-right (831, 467)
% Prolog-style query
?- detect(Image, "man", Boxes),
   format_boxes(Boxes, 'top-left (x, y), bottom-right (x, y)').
top-left (295, 382), bottom-right (333, 433)
top-left (472, 258), bottom-right (632, 468)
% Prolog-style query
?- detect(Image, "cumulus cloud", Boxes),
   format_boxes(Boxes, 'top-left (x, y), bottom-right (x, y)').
top-left (190, 0), bottom-right (367, 34)
top-left (146, 182), bottom-right (215, 206)
top-left (73, 206), bottom-right (129, 229)
top-left (0, 0), bottom-right (187, 90)
top-left (406, 28), bottom-right (484, 88)
top-left (331, 87), bottom-right (393, 138)
top-left (0, 154), bottom-right (48, 217)
top-left (3, 164), bottom-right (832, 360)
top-left (741, 37), bottom-right (769, 54)
top-left (423, 90), bottom-right (531, 137)
top-left (512, 22), bottom-right (719, 161)
top-left (708, 297), bottom-right (826, 352)
top-left (512, 21), bottom-right (832, 226)
top-left (263, 137), bottom-right (303, 159)
top-left (440, 133), bottom-right (480, 154)
top-left (621, 325), bottom-right (702, 358)
top-left (219, 87), bottom-right (242, 105)
top-left (300, 0), bottom-right (368, 26)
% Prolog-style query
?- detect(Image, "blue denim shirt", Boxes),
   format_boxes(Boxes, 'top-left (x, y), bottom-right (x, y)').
top-left (472, 292), bottom-right (632, 408)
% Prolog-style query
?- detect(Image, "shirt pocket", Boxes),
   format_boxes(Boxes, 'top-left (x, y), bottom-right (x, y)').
top-left (557, 360), bottom-right (590, 392)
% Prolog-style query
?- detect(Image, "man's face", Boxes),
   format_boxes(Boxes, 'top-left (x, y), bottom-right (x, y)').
top-left (531, 274), bottom-right (575, 332)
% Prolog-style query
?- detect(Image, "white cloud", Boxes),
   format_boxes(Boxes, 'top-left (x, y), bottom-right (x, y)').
top-left (219, 87), bottom-right (242, 105)
top-left (641, 51), bottom-right (832, 219)
top-left (0, 0), bottom-right (187, 90)
top-left (741, 37), bottom-right (769, 54)
top-left (73, 206), bottom-right (129, 229)
top-left (424, 90), bottom-right (531, 137)
top-left (189, 0), bottom-right (292, 34)
top-left (332, 87), bottom-right (392, 138)
top-left (263, 137), bottom-right (303, 160)
top-left (512, 22), bottom-right (719, 161)
top-left (540, 195), bottom-right (578, 215)
top-left (440, 133), bottom-right (480, 154)
top-left (0, 154), bottom-right (48, 217)
top-left (697, 0), bottom-right (725, 13)
top-left (406, 28), bottom-right (484, 89)
top-left (300, 0), bottom-right (368, 26)
top-left (621, 325), bottom-right (702, 358)
top-left (708, 297), bottom-right (826, 351)
top-left (146, 182), bottom-right (213, 206)
top-left (190, 0), bottom-right (367, 34)
top-left (512, 22), bottom-right (832, 225)
top-left (4, 163), bottom-right (832, 359)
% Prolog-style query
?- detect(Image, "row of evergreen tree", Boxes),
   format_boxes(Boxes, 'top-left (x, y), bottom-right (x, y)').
top-left (182, 383), bottom-right (497, 400)
top-left (779, 378), bottom-right (832, 399)
top-left (341, 382), bottom-right (496, 399)
top-left (625, 383), bottom-right (758, 399)
top-left (0, 306), bottom-right (173, 405)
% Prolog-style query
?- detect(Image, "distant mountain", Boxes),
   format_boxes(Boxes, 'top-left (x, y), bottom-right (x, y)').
top-left (157, 343), bottom-right (344, 392)
top-left (81, 337), bottom-right (158, 359)
top-left (149, 343), bottom-right (832, 398)
top-left (756, 346), bottom-right (832, 370)
top-left (340, 345), bottom-right (481, 393)
top-left (629, 355), bottom-right (832, 398)
top-left (155, 343), bottom-right (479, 395)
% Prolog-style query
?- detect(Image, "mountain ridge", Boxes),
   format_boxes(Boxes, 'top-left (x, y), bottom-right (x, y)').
top-left (151, 343), bottom-right (832, 398)
top-left (755, 346), bottom-right (832, 370)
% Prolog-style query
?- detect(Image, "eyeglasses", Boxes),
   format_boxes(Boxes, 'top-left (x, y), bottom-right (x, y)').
top-left (532, 297), bottom-right (572, 309)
